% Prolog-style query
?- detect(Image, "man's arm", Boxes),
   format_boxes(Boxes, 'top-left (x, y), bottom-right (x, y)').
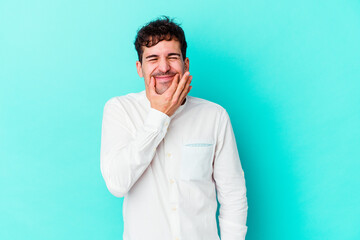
top-left (100, 73), bottom-right (192, 198)
top-left (213, 109), bottom-right (248, 240)
top-left (100, 101), bottom-right (170, 198)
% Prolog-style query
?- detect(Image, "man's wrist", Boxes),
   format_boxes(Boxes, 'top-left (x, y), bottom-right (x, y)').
top-left (145, 107), bottom-right (171, 130)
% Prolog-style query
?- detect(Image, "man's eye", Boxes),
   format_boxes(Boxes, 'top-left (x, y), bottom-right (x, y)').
top-left (169, 57), bottom-right (178, 60)
top-left (148, 58), bottom-right (157, 62)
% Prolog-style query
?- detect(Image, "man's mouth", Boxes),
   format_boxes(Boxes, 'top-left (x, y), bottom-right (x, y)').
top-left (154, 75), bottom-right (175, 83)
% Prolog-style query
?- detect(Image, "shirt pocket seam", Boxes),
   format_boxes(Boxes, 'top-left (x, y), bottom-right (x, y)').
top-left (180, 140), bottom-right (215, 181)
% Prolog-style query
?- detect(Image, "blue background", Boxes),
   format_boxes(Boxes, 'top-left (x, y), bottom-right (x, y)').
top-left (1, 0), bottom-right (359, 239)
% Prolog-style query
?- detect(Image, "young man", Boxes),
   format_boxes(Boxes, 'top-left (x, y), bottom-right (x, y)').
top-left (100, 16), bottom-right (248, 240)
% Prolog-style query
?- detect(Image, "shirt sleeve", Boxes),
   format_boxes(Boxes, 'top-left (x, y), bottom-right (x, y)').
top-left (100, 101), bottom-right (170, 198)
top-left (213, 109), bottom-right (248, 240)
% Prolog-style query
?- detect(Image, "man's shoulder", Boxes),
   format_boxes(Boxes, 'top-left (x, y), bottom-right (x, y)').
top-left (104, 91), bottom-right (146, 107)
top-left (187, 95), bottom-right (227, 116)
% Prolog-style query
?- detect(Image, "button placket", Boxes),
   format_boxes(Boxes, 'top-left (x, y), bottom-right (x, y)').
top-left (163, 133), bottom-right (181, 239)
top-left (167, 151), bottom-right (177, 204)
top-left (170, 203), bottom-right (181, 240)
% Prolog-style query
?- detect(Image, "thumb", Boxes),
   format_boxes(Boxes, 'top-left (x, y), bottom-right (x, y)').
top-left (149, 76), bottom-right (157, 94)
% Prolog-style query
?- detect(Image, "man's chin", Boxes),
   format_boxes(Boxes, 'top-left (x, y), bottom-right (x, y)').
top-left (155, 82), bottom-right (171, 95)
top-left (155, 88), bottom-right (168, 95)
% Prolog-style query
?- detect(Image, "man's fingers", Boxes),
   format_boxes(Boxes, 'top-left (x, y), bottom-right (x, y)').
top-left (164, 73), bottom-right (180, 95)
top-left (178, 75), bottom-right (192, 103)
top-left (172, 72), bottom-right (190, 102)
top-left (148, 76), bottom-right (157, 95)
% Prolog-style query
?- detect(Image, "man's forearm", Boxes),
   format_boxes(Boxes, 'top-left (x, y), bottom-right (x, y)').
top-left (214, 109), bottom-right (248, 239)
top-left (217, 175), bottom-right (248, 240)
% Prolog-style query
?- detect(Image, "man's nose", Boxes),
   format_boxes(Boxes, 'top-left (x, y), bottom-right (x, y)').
top-left (158, 58), bottom-right (171, 73)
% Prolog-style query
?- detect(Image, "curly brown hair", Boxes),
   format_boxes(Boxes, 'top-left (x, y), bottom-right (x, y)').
top-left (134, 16), bottom-right (187, 63)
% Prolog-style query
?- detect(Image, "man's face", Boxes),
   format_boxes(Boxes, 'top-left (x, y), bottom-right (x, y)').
top-left (136, 39), bottom-right (189, 95)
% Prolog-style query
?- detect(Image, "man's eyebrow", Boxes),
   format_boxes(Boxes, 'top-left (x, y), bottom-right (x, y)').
top-left (145, 54), bottom-right (159, 59)
top-left (168, 53), bottom-right (181, 57)
top-left (145, 53), bottom-right (181, 59)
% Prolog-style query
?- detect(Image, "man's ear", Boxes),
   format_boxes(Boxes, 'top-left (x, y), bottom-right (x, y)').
top-left (184, 57), bottom-right (190, 72)
top-left (136, 61), bottom-right (143, 78)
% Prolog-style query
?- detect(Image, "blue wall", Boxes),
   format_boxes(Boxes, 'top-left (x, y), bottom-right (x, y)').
top-left (1, 0), bottom-right (359, 239)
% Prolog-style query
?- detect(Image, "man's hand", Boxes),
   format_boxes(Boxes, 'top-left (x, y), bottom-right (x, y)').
top-left (146, 72), bottom-right (192, 116)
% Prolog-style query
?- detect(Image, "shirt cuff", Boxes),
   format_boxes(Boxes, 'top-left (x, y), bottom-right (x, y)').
top-left (219, 217), bottom-right (248, 240)
top-left (144, 107), bottom-right (171, 132)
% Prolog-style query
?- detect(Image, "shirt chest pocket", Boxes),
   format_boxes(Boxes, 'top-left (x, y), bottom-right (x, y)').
top-left (180, 141), bottom-right (215, 181)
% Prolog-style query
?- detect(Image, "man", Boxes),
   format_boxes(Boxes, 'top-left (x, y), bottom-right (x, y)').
top-left (100, 16), bottom-right (248, 240)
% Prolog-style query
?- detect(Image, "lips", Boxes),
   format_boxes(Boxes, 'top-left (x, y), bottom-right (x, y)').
top-left (154, 75), bottom-right (175, 83)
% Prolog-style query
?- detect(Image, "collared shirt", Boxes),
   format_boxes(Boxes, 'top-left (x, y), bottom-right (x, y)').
top-left (100, 91), bottom-right (248, 240)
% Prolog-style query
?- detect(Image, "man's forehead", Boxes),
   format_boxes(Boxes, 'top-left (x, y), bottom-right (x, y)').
top-left (142, 39), bottom-right (181, 55)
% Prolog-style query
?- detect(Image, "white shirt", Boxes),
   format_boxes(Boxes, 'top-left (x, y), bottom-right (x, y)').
top-left (100, 91), bottom-right (248, 240)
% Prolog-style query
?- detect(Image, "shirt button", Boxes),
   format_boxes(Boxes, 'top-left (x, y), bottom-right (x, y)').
top-left (166, 153), bottom-right (172, 158)
top-left (170, 179), bottom-right (175, 184)
top-left (175, 238), bottom-right (179, 240)
top-left (172, 207), bottom-right (177, 211)
top-left (165, 122), bottom-right (169, 127)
